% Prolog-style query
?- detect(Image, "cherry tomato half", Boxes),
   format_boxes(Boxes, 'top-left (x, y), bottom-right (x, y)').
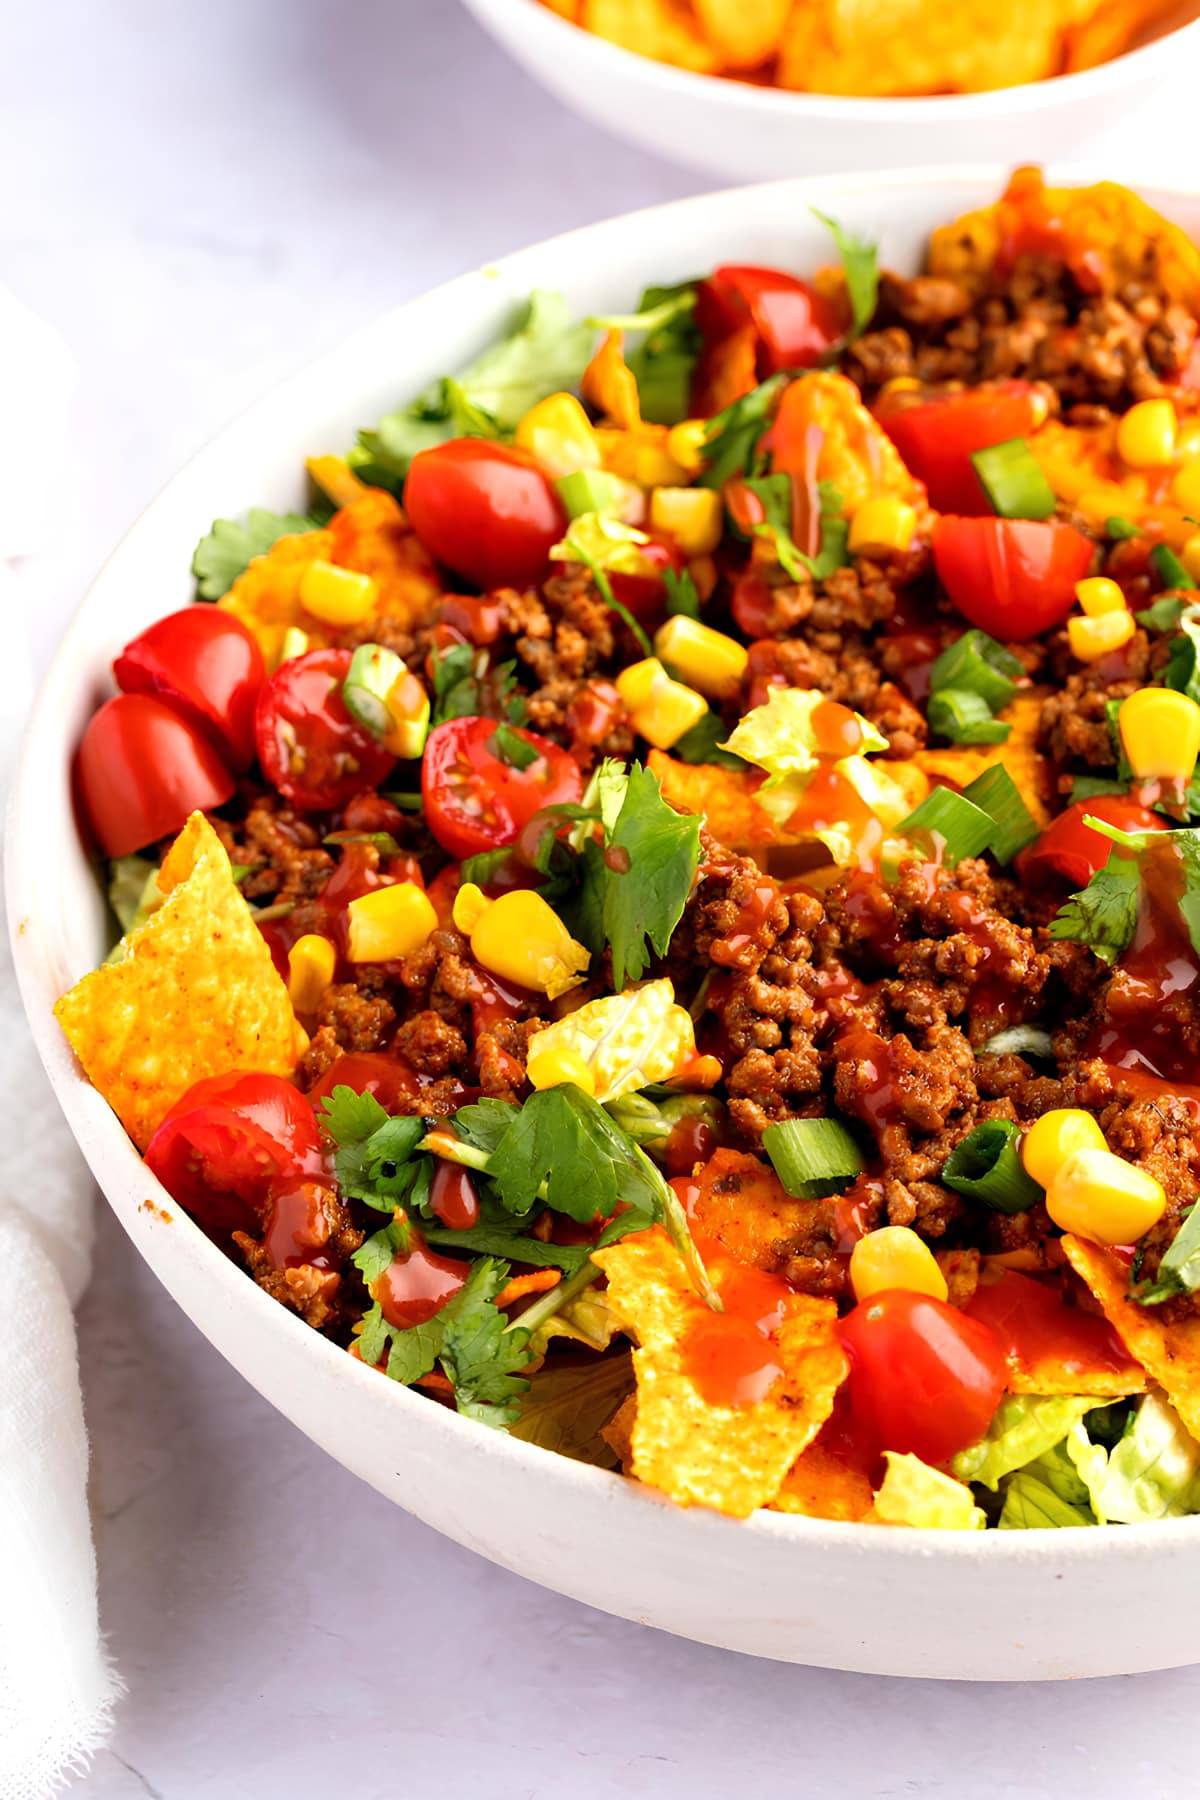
top-left (876, 381), bottom-right (1046, 515)
top-left (697, 265), bottom-right (844, 375)
top-left (254, 647), bottom-right (397, 811)
top-left (838, 1288), bottom-right (1006, 1466)
top-left (932, 516), bottom-right (1094, 640)
top-left (76, 692), bottom-right (236, 858)
top-left (404, 439), bottom-right (566, 590)
top-left (421, 715), bottom-right (583, 859)
top-left (1017, 795), bottom-right (1164, 889)
top-left (145, 1071), bottom-right (324, 1239)
top-left (113, 606), bottom-right (264, 770)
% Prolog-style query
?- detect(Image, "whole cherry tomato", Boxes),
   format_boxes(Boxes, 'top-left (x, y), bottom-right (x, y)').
top-left (404, 439), bottom-right (566, 590)
top-left (838, 1288), bottom-right (1006, 1465)
top-left (76, 692), bottom-right (236, 858)
top-left (113, 606), bottom-right (264, 770)
top-left (1017, 795), bottom-right (1164, 889)
top-left (697, 265), bottom-right (844, 375)
top-left (933, 517), bottom-right (1094, 639)
top-left (877, 381), bottom-right (1046, 515)
top-left (145, 1072), bottom-right (325, 1238)
top-left (420, 716), bottom-right (583, 859)
top-left (255, 647), bottom-right (396, 811)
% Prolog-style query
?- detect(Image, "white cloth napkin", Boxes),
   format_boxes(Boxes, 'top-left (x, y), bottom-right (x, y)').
top-left (0, 292), bottom-right (121, 1797)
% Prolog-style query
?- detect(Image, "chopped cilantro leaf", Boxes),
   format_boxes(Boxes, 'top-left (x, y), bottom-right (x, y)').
top-left (489, 1085), bottom-right (629, 1222)
top-left (353, 1217), bottom-right (412, 1286)
top-left (671, 709), bottom-right (747, 769)
top-left (813, 210), bottom-right (880, 338)
top-left (449, 1098), bottom-right (522, 1157)
top-left (699, 376), bottom-right (787, 490)
top-left (360, 1256), bottom-right (533, 1427)
top-left (1164, 605), bottom-right (1200, 706)
top-left (488, 722), bottom-right (539, 770)
top-left (430, 642), bottom-right (526, 726)
top-left (597, 282), bottom-right (701, 427)
top-left (1136, 1202), bottom-right (1200, 1305)
top-left (664, 566), bottom-right (702, 619)
top-left (318, 1087), bottom-right (424, 1211)
top-left (191, 508), bottom-right (317, 600)
top-left (1049, 819), bottom-right (1200, 965)
top-left (1136, 596), bottom-right (1190, 633)
top-left (742, 472), bottom-right (849, 582)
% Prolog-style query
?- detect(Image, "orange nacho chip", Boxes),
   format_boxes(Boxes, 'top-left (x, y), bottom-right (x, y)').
top-left (687, 1147), bottom-right (830, 1272)
top-left (771, 1427), bottom-right (875, 1523)
top-left (593, 1226), bottom-right (847, 1516)
top-left (1062, 1235), bottom-right (1200, 1433)
top-left (219, 488), bottom-right (442, 669)
top-left (55, 812), bottom-right (302, 1150)
top-left (930, 170), bottom-right (1200, 316)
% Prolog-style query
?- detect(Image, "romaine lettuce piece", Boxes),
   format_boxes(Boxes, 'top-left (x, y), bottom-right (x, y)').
top-left (998, 1473), bottom-right (1095, 1530)
top-left (1066, 1392), bottom-right (1200, 1524)
top-left (952, 1394), bottom-right (1096, 1490)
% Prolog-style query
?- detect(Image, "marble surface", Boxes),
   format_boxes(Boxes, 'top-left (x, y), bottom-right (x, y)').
top-left (8, 1), bottom-right (1200, 1793)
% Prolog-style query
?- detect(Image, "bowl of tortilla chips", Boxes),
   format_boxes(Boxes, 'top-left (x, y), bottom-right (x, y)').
top-left (14, 166), bottom-right (1200, 1680)
top-left (461, 0), bottom-right (1199, 178)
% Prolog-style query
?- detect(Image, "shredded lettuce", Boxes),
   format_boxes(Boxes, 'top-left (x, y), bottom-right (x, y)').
top-left (998, 1473), bottom-right (1095, 1529)
top-left (953, 1395), bottom-right (1096, 1491)
top-left (873, 1452), bottom-right (986, 1529)
top-left (1066, 1392), bottom-right (1200, 1524)
top-left (722, 686), bottom-right (887, 778)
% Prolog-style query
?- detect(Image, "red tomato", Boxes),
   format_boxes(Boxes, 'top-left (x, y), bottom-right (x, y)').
top-left (838, 1289), bottom-right (1006, 1465)
top-left (697, 266), bottom-right (844, 374)
top-left (1017, 795), bottom-right (1164, 889)
top-left (421, 716), bottom-right (583, 859)
top-left (404, 439), bottom-right (566, 590)
top-left (113, 607), bottom-right (264, 770)
top-left (609, 536), bottom-right (684, 626)
top-left (76, 693), bottom-right (236, 858)
top-left (144, 1072), bottom-right (324, 1238)
top-left (877, 382), bottom-right (1045, 514)
top-left (933, 517), bottom-right (1094, 639)
top-left (254, 647), bottom-right (396, 811)
top-left (306, 1051), bottom-right (472, 1115)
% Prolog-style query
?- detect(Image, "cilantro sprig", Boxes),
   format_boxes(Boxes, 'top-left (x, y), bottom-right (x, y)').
top-left (813, 210), bottom-right (880, 339)
top-left (740, 472), bottom-right (849, 582)
top-left (1049, 818), bottom-right (1200, 966)
top-left (192, 507), bottom-right (318, 600)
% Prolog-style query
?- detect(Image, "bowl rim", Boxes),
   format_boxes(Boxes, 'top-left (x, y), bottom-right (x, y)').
top-left (463, 0), bottom-right (1200, 116)
top-left (13, 160), bottom-right (1200, 1563)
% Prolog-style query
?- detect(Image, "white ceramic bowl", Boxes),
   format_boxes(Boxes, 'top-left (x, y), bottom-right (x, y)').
top-left (461, 0), bottom-right (1200, 180)
top-left (12, 168), bottom-right (1200, 1681)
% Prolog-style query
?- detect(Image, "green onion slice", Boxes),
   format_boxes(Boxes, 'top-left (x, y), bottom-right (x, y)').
top-left (940, 1120), bottom-right (1044, 1214)
top-left (971, 438), bottom-right (1056, 521)
top-left (762, 1116), bottom-right (865, 1199)
top-left (1106, 515), bottom-right (1143, 542)
top-left (1151, 544), bottom-right (1197, 592)
top-left (961, 766), bottom-right (1040, 863)
top-left (897, 787), bottom-right (995, 866)
top-left (929, 629), bottom-right (1022, 712)
top-left (343, 642), bottom-right (404, 738)
top-left (927, 690), bottom-right (1011, 746)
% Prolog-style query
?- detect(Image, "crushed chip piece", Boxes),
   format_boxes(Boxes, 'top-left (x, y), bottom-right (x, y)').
top-left (580, 0), bottom-right (722, 72)
top-left (692, 0), bottom-right (792, 66)
top-left (55, 813), bottom-right (302, 1149)
top-left (600, 1392), bottom-right (638, 1468)
top-left (593, 1226), bottom-right (847, 1515)
top-left (772, 1425), bottom-right (875, 1522)
top-left (687, 1148), bottom-right (829, 1272)
top-left (1062, 1235), bottom-right (1200, 1434)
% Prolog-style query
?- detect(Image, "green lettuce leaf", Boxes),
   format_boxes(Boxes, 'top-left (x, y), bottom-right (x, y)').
top-left (722, 686), bottom-right (887, 779)
top-left (509, 1353), bottom-right (634, 1467)
top-left (191, 507), bottom-right (317, 600)
top-left (1065, 1392), bottom-right (1200, 1524)
top-left (998, 1472), bottom-right (1095, 1529)
top-left (952, 1394), bottom-right (1097, 1491)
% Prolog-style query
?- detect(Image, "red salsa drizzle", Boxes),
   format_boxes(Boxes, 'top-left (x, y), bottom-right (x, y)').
top-left (679, 1247), bottom-right (793, 1407)
top-left (1089, 840), bottom-right (1200, 1083)
top-left (966, 1269), bottom-right (1142, 1387)
top-left (376, 1235), bottom-right (471, 1329)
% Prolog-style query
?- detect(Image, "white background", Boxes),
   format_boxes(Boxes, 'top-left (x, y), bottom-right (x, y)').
top-left (6, 1), bottom-right (1200, 1794)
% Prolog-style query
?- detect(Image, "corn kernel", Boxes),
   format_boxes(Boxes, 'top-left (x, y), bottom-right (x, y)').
top-left (514, 392), bottom-right (601, 479)
top-left (1045, 1146), bottom-right (1166, 1245)
top-left (1021, 1108), bottom-right (1106, 1189)
top-left (847, 497), bottom-right (917, 556)
top-left (649, 486), bottom-right (724, 556)
top-left (1182, 534), bottom-right (1200, 583)
top-left (1075, 576), bottom-right (1127, 618)
top-left (298, 560), bottom-right (378, 627)
top-left (1172, 463), bottom-right (1200, 515)
top-left (287, 933), bottom-right (336, 1014)
top-left (654, 615), bottom-right (749, 701)
top-left (1116, 398), bottom-right (1177, 470)
top-left (1067, 610), bottom-right (1135, 662)
top-left (346, 882), bottom-right (437, 962)
top-left (665, 419), bottom-right (709, 474)
top-left (879, 376), bottom-right (922, 398)
top-left (457, 887), bottom-right (590, 998)
top-left (525, 1045), bottom-right (597, 1096)
top-left (849, 1226), bottom-right (948, 1303)
top-left (615, 657), bottom-right (664, 714)
top-left (279, 625), bottom-right (310, 663)
top-left (1118, 686), bottom-right (1200, 782)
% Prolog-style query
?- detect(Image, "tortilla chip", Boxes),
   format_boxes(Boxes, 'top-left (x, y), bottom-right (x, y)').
top-left (1063, 0), bottom-right (1177, 67)
top-left (777, 0), bottom-right (1091, 95)
top-left (593, 1226), bottom-right (847, 1515)
top-left (692, 0), bottom-right (791, 66)
top-left (774, 372), bottom-right (922, 515)
top-left (580, 0), bottom-right (722, 72)
top-left (55, 812), bottom-right (302, 1150)
top-left (1062, 1235), bottom-right (1200, 1433)
top-left (930, 170), bottom-right (1200, 316)
top-left (647, 751), bottom-right (779, 848)
top-left (1031, 415), bottom-right (1200, 548)
top-left (220, 488), bottom-right (442, 669)
top-left (915, 691), bottom-right (1052, 826)
top-left (600, 1392), bottom-right (638, 1468)
top-left (772, 1427), bottom-right (875, 1522)
top-left (687, 1148), bottom-right (830, 1273)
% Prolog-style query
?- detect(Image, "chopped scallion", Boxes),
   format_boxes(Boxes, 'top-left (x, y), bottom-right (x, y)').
top-left (927, 690), bottom-right (1011, 745)
top-left (940, 1120), bottom-right (1043, 1214)
top-left (897, 787), bottom-right (995, 866)
top-left (1070, 774), bottom-right (1127, 804)
top-left (1106, 515), bottom-right (1142, 542)
top-left (961, 766), bottom-right (1040, 863)
top-left (971, 439), bottom-right (1056, 521)
top-left (929, 629), bottom-right (1022, 712)
top-left (488, 723), bottom-right (539, 770)
top-left (762, 1116), bottom-right (865, 1199)
top-left (1151, 544), bottom-right (1196, 592)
